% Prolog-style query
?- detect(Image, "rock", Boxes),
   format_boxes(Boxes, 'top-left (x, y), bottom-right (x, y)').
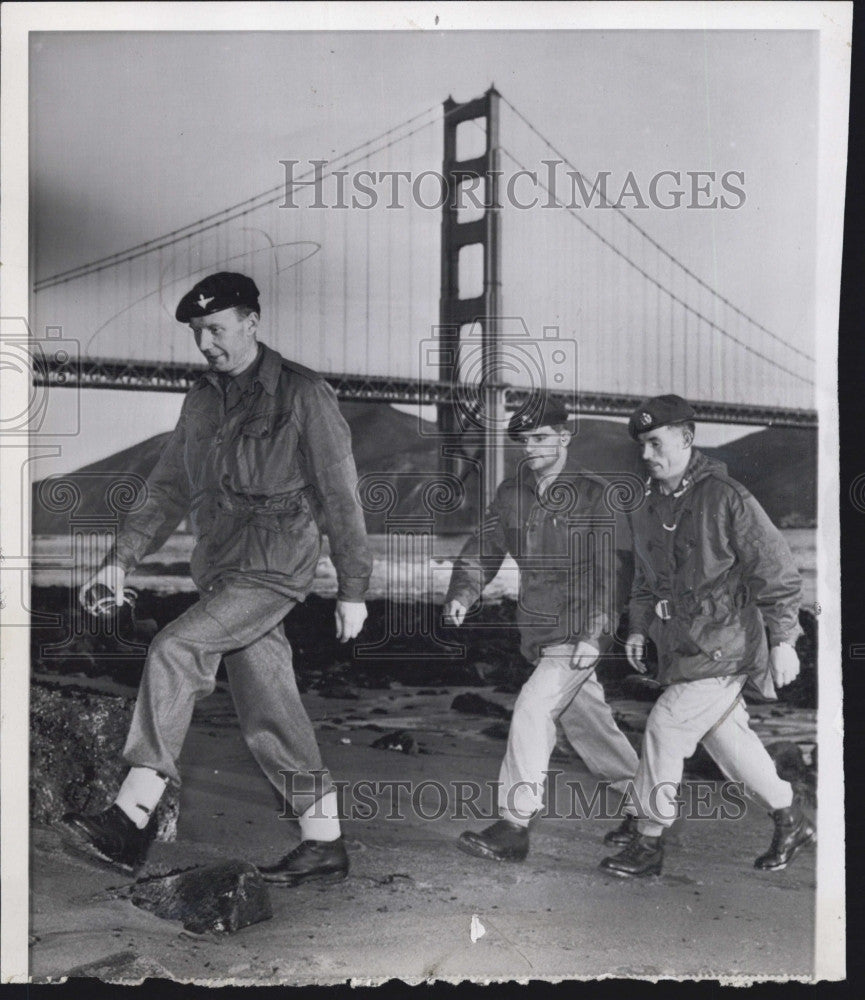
top-left (621, 674), bottom-right (664, 702)
top-left (684, 744), bottom-right (725, 780)
top-left (612, 710), bottom-right (645, 734)
top-left (370, 730), bottom-right (417, 754)
top-left (765, 740), bottom-right (817, 809)
top-left (493, 681), bottom-right (522, 694)
top-left (318, 680), bottom-right (360, 700)
top-left (766, 740), bottom-right (808, 782)
top-left (480, 722), bottom-right (511, 740)
top-left (30, 680), bottom-right (178, 841)
top-left (450, 692), bottom-right (511, 720)
top-left (129, 860), bottom-right (272, 934)
top-left (62, 950), bottom-right (173, 982)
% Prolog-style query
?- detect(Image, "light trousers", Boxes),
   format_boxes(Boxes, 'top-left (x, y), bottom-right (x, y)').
top-left (632, 674), bottom-right (793, 837)
top-left (123, 576), bottom-right (332, 818)
top-left (498, 644), bottom-right (640, 825)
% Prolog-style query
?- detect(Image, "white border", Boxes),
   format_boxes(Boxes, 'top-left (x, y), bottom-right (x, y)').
top-left (0, 1), bottom-right (850, 984)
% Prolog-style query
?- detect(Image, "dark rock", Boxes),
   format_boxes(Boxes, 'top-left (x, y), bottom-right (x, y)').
top-left (621, 674), bottom-right (664, 702)
top-left (612, 711), bottom-right (645, 734)
top-left (416, 689), bottom-right (439, 696)
top-left (480, 722), bottom-right (511, 740)
top-left (371, 707), bottom-right (389, 715)
top-left (766, 741), bottom-right (812, 783)
top-left (450, 692), bottom-right (511, 720)
top-left (30, 680), bottom-right (178, 841)
top-left (317, 680), bottom-right (360, 700)
top-left (129, 860), bottom-right (272, 934)
top-left (370, 730), bottom-right (417, 754)
top-left (493, 681), bottom-right (522, 694)
top-left (684, 744), bottom-right (725, 780)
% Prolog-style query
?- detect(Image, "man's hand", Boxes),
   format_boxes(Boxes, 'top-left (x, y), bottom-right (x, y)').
top-left (443, 599), bottom-right (468, 627)
top-left (625, 633), bottom-right (647, 673)
top-left (78, 563), bottom-right (126, 610)
top-left (769, 642), bottom-right (801, 688)
top-left (570, 640), bottom-right (600, 670)
top-left (335, 600), bottom-right (367, 642)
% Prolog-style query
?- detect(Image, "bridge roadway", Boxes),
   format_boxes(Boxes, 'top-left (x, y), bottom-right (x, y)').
top-left (34, 354), bottom-right (817, 428)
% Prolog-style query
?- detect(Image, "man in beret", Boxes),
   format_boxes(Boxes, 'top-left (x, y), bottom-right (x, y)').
top-left (599, 394), bottom-right (814, 878)
top-left (444, 393), bottom-right (639, 861)
top-left (61, 272), bottom-right (372, 886)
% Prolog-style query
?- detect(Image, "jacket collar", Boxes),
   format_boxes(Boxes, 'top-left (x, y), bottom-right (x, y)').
top-left (201, 342), bottom-right (280, 397)
top-left (516, 444), bottom-right (603, 498)
top-left (644, 448), bottom-right (712, 498)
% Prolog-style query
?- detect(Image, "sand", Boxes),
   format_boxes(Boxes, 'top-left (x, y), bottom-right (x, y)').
top-left (29, 683), bottom-right (817, 985)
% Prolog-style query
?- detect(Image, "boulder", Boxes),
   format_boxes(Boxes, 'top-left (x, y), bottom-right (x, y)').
top-left (129, 860), bottom-right (272, 934)
top-left (30, 680), bottom-right (178, 841)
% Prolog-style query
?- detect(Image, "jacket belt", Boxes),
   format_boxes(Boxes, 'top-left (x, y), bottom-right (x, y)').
top-left (654, 598), bottom-right (673, 621)
top-left (218, 484), bottom-right (310, 517)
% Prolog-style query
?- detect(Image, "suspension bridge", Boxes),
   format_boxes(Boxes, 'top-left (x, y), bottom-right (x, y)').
top-left (31, 85), bottom-right (817, 497)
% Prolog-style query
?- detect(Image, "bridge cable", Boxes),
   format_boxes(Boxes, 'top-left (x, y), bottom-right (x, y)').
top-left (499, 94), bottom-right (815, 365)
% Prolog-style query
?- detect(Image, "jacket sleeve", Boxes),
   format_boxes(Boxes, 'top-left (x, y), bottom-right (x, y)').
top-left (295, 378), bottom-right (372, 602)
top-left (106, 407), bottom-right (191, 573)
top-left (627, 514), bottom-right (656, 637)
top-left (444, 489), bottom-right (509, 609)
top-left (727, 488), bottom-right (803, 646)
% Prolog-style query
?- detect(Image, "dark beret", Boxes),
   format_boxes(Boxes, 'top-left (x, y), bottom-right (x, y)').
top-left (628, 394), bottom-right (696, 440)
top-left (507, 393), bottom-right (571, 441)
top-left (175, 272), bottom-right (260, 323)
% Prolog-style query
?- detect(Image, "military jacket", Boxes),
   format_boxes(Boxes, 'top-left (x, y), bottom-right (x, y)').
top-left (110, 343), bottom-right (372, 601)
top-left (628, 449), bottom-right (802, 695)
top-left (446, 453), bottom-right (627, 664)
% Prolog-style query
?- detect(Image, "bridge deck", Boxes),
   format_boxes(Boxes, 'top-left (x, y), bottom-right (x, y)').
top-left (35, 356), bottom-right (817, 427)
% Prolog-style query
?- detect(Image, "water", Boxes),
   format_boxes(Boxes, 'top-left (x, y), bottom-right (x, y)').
top-left (32, 529), bottom-right (817, 606)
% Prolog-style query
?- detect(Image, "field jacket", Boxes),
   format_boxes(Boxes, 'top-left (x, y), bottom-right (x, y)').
top-left (109, 342), bottom-right (372, 602)
top-left (446, 452), bottom-right (628, 664)
top-left (628, 449), bottom-right (802, 696)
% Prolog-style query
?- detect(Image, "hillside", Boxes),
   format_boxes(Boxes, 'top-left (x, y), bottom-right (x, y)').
top-left (32, 405), bottom-right (816, 535)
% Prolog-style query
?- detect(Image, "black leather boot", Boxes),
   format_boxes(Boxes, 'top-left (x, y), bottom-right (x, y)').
top-left (258, 838), bottom-right (349, 886)
top-left (603, 813), bottom-right (639, 847)
top-left (57, 804), bottom-right (155, 874)
top-left (599, 832), bottom-right (663, 878)
top-left (457, 819), bottom-right (529, 862)
top-left (754, 796), bottom-right (816, 871)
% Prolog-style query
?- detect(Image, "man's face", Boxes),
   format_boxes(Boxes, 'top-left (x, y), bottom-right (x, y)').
top-left (190, 307), bottom-right (258, 376)
top-left (637, 423), bottom-right (692, 484)
top-left (518, 425), bottom-right (571, 476)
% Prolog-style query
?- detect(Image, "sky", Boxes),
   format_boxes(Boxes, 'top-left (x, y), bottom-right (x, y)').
top-left (26, 26), bottom-right (820, 473)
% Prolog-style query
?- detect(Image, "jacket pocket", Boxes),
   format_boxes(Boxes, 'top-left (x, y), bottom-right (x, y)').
top-left (686, 614), bottom-right (747, 666)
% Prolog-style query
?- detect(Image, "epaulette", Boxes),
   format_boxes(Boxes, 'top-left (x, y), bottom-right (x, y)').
top-left (280, 357), bottom-right (324, 382)
top-left (702, 465), bottom-right (754, 502)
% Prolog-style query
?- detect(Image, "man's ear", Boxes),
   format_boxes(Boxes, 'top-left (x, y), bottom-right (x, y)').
top-left (560, 428), bottom-right (573, 446)
top-left (246, 311), bottom-right (260, 335)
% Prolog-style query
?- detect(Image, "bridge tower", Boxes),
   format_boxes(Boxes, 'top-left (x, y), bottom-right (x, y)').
top-left (438, 86), bottom-right (504, 506)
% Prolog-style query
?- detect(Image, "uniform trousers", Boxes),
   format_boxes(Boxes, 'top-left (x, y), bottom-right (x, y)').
top-left (123, 575), bottom-right (332, 818)
top-left (498, 644), bottom-right (640, 825)
top-left (632, 674), bottom-right (794, 837)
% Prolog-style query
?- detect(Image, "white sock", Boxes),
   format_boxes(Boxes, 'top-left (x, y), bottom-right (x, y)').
top-left (115, 767), bottom-right (168, 830)
top-left (298, 790), bottom-right (342, 842)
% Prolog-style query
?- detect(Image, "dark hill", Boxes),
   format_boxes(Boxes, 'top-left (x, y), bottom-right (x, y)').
top-left (704, 427), bottom-right (817, 528)
top-left (32, 405), bottom-right (816, 536)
